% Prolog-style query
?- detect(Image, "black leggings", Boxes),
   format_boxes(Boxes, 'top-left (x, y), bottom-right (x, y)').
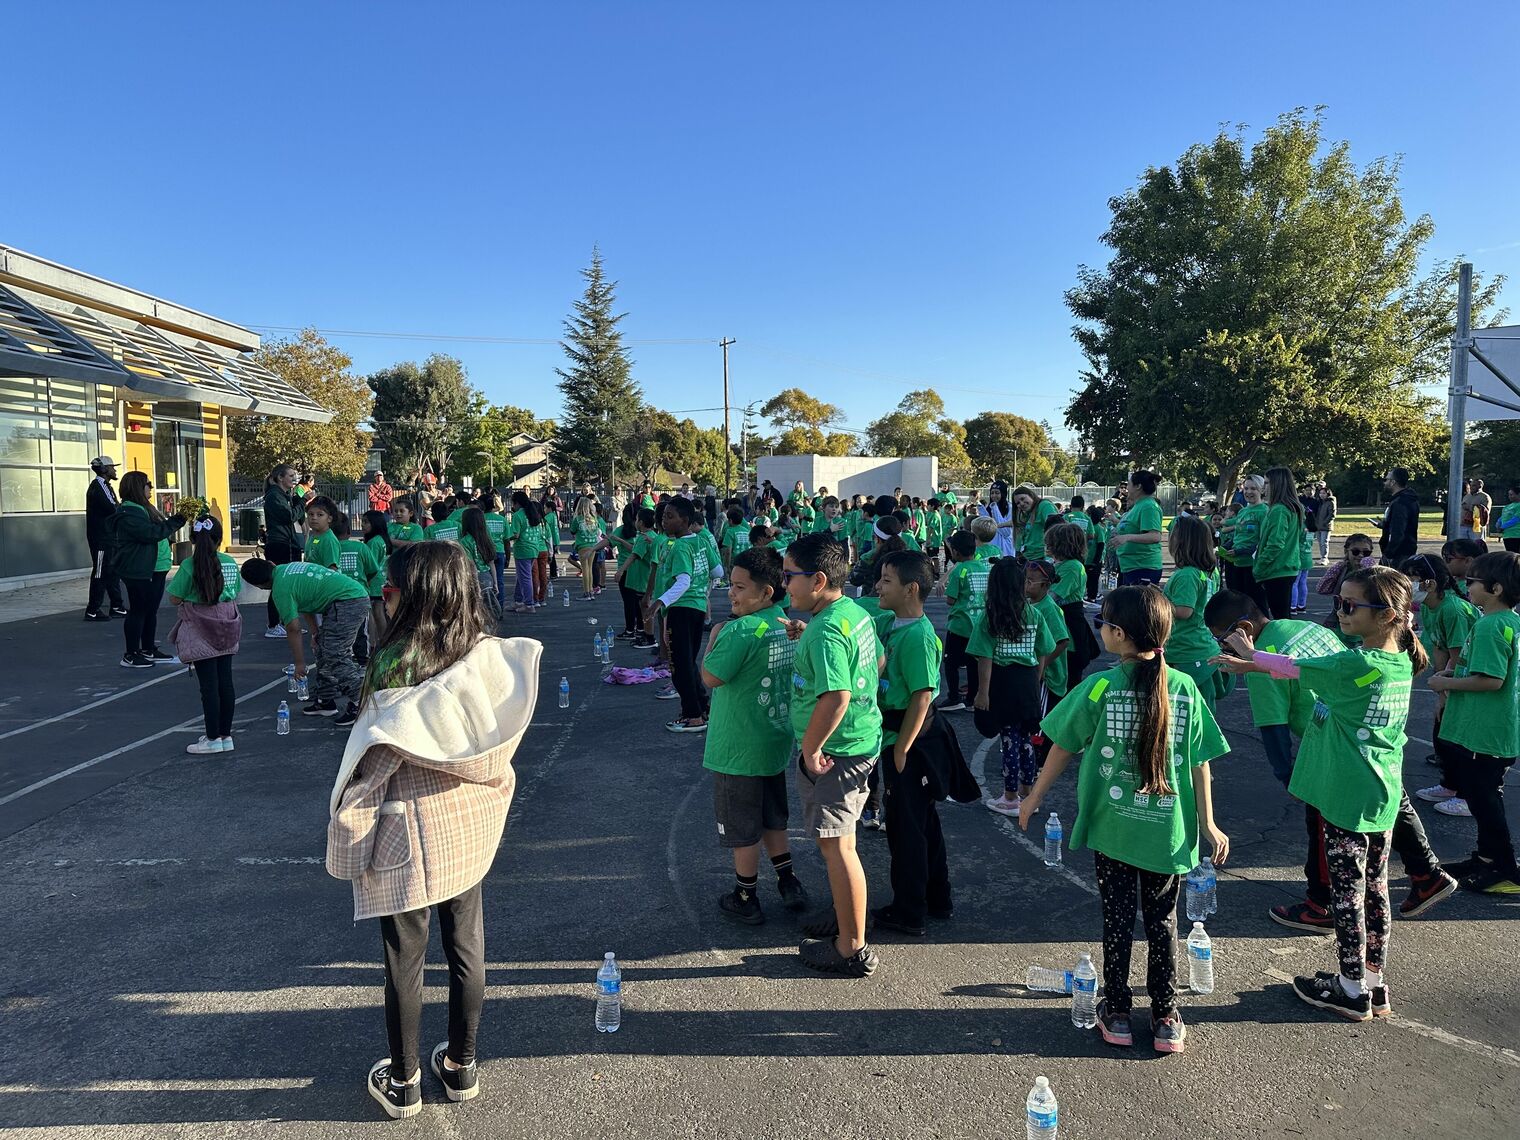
top-left (1446, 745), bottom-right (1517, 871)
top-left (619, 582), bottom-right (645, 635)
top-left (193, 655), bottom-right (236, 738)
top-left (666, 605), bottom-right (708, 720)
top-left (122, 572), bottom-right (166, 655)
top-left (942, 631), bottom-right (978, 705)
top-left (1094, 851), bottom-right (1180, 1016)
top-left (1260, 575), bottom-right (1294, 621)
top-left (380, 883), bottom-right (485, 1083)
top-left (265, 540), bottom-right (303, 629)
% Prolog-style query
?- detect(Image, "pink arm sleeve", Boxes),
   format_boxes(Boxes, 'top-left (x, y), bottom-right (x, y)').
top-left (1254, 651), bottom-right (1300, 679)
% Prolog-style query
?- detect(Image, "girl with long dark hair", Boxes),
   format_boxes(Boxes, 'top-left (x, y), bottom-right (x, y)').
top-left (1253, 467), bottom-right (1310, 620)
top-left (1108, 470), bottom-right (1165, 586)
top-left (973, 557), bottom-right (1054, 815)
top-left (112, 470), bottom-right (188, 668)
top-left (507, 491), bottom-right (545, 613)
top-left (459, 506), bottom-right (500, 617)
top-left (978, 480), bottom-right (1016, 559)
top-left (167, 514), bottom-right (242, 753)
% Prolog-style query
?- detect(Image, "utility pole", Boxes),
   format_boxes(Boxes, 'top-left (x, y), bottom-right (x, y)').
top-left (720, 337), bottom-right (736, 495)
top-left (1447, 262), bottom-right (1472, 539)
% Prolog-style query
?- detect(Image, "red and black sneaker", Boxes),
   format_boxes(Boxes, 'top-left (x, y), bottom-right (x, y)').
top-left (1096, 998), bottom-right (1133, 1047)
top-left (1269, 899), bottom-right (1333, 933)
top-left (1315, 971), bottom-right (1390, 1017)
top-left (1292, 973), bottom-right (1372, 1022)
top-left (1400, 871), bottom-right (1458, 917)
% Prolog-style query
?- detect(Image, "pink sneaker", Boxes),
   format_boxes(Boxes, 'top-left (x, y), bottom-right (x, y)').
top-left (985, 795), bottom-right (1021, 816)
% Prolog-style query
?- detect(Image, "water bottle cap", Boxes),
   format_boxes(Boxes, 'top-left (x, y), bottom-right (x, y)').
top-left (604, 951), bottom-right (615, 959)
top-left (1035, 1075), bottom-right (1050, 1089)
top-left (1192, 921), bottom-right (1204, 931)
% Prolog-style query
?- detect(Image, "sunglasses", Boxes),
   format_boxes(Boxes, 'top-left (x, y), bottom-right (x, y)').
top-left (1347, 549), bottom-right (1373, 558)
top-left (1336, 598), bottom-right (1389, 615)
top-left (781, 569), bottom-right (819, 583)
top-left (1465, 576), bottom-right (1488, 588)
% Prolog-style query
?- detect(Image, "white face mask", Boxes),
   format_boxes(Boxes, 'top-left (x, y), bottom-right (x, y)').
top-left (1414, 588), bottom-right (1430, 607)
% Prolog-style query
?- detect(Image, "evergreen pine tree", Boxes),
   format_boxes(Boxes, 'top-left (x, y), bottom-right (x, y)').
top-left (554, 248), bottom-right (644, 483)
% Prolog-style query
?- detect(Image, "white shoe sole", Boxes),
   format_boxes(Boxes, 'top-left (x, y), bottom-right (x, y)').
top-left (367, 1060), bottom-right (422, 1119)
top-left (430, 1042), bottom-right (479, 1102)
top-left (1433, 800), bottom-right (1472, 817)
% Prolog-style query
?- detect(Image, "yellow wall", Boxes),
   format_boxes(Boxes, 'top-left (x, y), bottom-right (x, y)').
top-left (122, 400), bottom-right (154, 478)
top-left (202, 405), bottom-right (230, 524)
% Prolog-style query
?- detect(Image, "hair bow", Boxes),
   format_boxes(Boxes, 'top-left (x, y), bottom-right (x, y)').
top-left (193, 517), bottom-right (215, 533)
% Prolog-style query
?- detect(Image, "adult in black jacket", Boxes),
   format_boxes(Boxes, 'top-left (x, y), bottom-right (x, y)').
top-left (112, 470), bottom-right (186, 668)
top-left (1378, 467), bottom-right (1420, 563)
top-left (262, 464), bottom-right (305, 635)
top-left (85, 455), bottom-right (125, 619)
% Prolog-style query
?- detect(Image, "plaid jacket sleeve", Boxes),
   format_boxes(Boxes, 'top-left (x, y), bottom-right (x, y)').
top-left (326, 745), bottom-right (405, 881)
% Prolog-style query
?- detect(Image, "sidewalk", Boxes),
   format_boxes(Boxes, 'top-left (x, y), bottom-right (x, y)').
top-left (2, 549), bottom-right (266, 626)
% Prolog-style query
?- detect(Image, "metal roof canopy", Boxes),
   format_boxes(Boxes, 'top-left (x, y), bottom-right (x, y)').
top-left (0, 280), bottom-right (330, 423)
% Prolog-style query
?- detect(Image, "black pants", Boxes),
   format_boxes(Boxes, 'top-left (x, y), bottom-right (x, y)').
top-left (379, 882), bottom-right (485, 1083)
top-left (666, 605), bottom-right (708, 720)
top-left (1260, 575), bottom-right (1294, 621)
top-left (883, 757), bottom-right (950, 925)
top-left (1085, 552), bottom-right (1103, 600)
top-left (87, 544), bottom-right (124, 614)
top-left (265, 540), bottom-right (303, 629)
top-left (619, 582), bottom-right (645, 635)
top-left (122, 573), bottom-right (166, 655)
top-left (592, 551), bottom-right (606, 590)
top-left (1224, 562), bottom-right (1269, 614)
top-left (943, 631), bottom-right (978, 706)
top-left (1447, 745), bottom-right (1518, 871)
top-left (193, 655), bottom-right (236, 738)
top-left (1094, 851), bottom-right (1179, 1016)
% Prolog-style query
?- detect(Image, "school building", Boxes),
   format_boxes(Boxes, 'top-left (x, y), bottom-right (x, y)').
top-left (0, 245), bottom-right (330, 585)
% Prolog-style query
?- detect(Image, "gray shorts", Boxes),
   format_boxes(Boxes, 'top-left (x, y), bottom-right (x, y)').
top-left (797, 751), bottom-right (878, 839)
top-left (713, 771), bottom-right (789, 848)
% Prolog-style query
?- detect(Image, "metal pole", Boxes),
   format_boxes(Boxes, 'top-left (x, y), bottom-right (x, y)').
top-left (720, 338), bottom-right (736, 496)
top-left (1447, 262), bottom-right (1473, 538)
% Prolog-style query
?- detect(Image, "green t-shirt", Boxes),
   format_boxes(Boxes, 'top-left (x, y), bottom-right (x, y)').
top-left (1243, 619), bottom-right (1349, 733)
top-left (364, 535), bottom-right (389, 594)
top-left (966, 604), bottom-right (1054, 667)
top-left (269, 562), bottom-right (369, 624)
top-left (1033, 594), bottom-right (1069, 695)
top-left (483, 511), bottom-right (508, 544)
top-left (429, 511), bottom-right (463, 544)
top-left (623, 531), bottom-right (656, 593)
top-left (508, 510), bottom-right (545, 560)
top-left (945, 549), bottom-right (994, 638)
top-left (1063, 510), bottom-right (1093, 537)
top-left (1418, 590), bottom-right (1479, 663)
top-left (1289, 649), bottom-right (1414, 832)
top-left (922, 509), bottom-right (944, 548)
top-left (1052, 559), bottom-right (1086, 606)
top-left (1164, 567), bottom-right (1219, 665)
top-left (338, 538), bottom-right (383, 592)
top-left (571, 514), bottom-right (603, 549)
top-left (1224, 502), bottom-right (1266, 566)
top-left (1498, 501), bottom-right (1520, 536)
top-left (155, 537), bottom-right (173, 573)
top-left (1115, 498), bottom-right (1164, 571)
top-left (789, 596), bottom-right (883, 758)
top-left (460, 534), bottom-right (493, 572)
top-left (607, 525), bottom-right (637, 563)
top-left (1016, 500), bottom-right (1058, 560)
top-left (1041, 662), bottom-right (1228, 875)
top-left (700, 527), bottom-right (723, 576)
top-left (877, 614), bottom-right (942, 746)
top-left (306, 530), bottom-right (341, 570)
top-left (388, 521), bottom-right (425, 544)
top-left (853, 515), bottom-right (875, 551)
top-left (1438, 609), bottom-right (1520, 758)
top-left (702, 604), bottom-right (797, 776)
top-left (722, 523), bottom-right (752, 556)
top-left (662, 535), bottom-right (711, 612)
top-left (167, 551), bottom-right (240, 603)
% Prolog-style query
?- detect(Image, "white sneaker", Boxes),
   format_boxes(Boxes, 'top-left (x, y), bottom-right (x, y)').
top-left (1433, 798), bottom-right (1473, 817)
top-left (186, 736), bottom-right (223, 756)
top-left (219, 737), bottom-right (235, 753)
top-left (985, 795), bottom-right (1021, 816)
top-left (655, 685), bottom-right (680, 701)
top-left (265, 624), bottom-right (287, 639)
top-left (1416, 783), bottom-right (1458, 803)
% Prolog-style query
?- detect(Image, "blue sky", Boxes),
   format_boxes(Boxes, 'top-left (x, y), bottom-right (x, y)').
top-left (5, 2), bottom-right (1517, 446)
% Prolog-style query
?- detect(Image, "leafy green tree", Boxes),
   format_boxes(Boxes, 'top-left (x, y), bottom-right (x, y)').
top-left (865, 389), bottom-right (972, 480)
top-left (1065, 109), bottom-right (1469, 501)
top-left (230, 328), bottom-right (372, 479)
top-left (554, 249), bottom-right (643, 481)
top-left (368, 354), bottom-right (476, 484)
top-left (962, 411), bottom-right (1070, 485)
top-left (449, 397), bottom-right (555, 489)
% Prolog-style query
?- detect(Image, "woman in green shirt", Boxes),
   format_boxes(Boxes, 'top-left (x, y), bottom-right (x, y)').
top-left (167, 515), bottom-right (242, 754)
top-left (1253, 468), bottom-right (1309, 621)
top-left (112, 470), bottom-right (188, 668)
top-left (507, 492), bottom-right (546, 612)
top-left (1011, 485), bottom-right (1058, 561)
top-left (1108, 470), bottom-right (1165, 587)
top-left (1164, 516), bottom-right (1224, 709)
top-left (1220, 476), bottom-right (1268, 611)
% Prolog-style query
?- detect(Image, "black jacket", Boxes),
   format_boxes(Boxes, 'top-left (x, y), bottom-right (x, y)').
top-left (110, 503), bottom-right (186, 580)
top-left (86, 478), bottom-right (119, 548)
top-left (263, 484), bottom-right (304, 549)
top-left (1380, 488), bottom-right (1420, 561)
top-left (880, 707), bottom-right (981, 803)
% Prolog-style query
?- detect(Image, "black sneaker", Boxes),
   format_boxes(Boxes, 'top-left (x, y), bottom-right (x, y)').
top-left (110, 606), bottom-right (129, 616)
top-left (147, 646), bottom-right (175, 661)
top-left (84, 610), bottom-right (111, 622)
top-left (1268, 899), bottom-right (1334, 932)
top-left (120, 652), bottom-right (154, 669)
top-left (869, 905), bottom-right (926, 937)
top-left (335, 702), bottom-right (361, 728)
top-left (719, 887), bottom-right (765, 925)
top-left (1152, 1009), bottom-right (1187, 1053)
top-left (927, 902), bottom-right (954, 921)
top-left (615, 631), bottom-right (636, 641)
top-left (1096, 998), bottom-right (1132, 1047)
top-left (367, 1059), bottom-right (422, 1119)
top-left (777, 874), bottom-right (810, 913)
top-left (1315, 972), bottom-right (1390, 1018)
top-left (1292, 973), bottom-right (1372, 1022)
top-left (430, 1041), bottom-right (479, 1103)
top-left (1400, 870), bottom-right (1458, 917)
top-left (938, 700), bottom-right (966, 713)
top-left (1462, 862), bottom-right (1520, 895)
top-left (799, 938), bottom-right (879, 977)
top-left (1443, 853), bottom-right (1487, 880)
top-left (302, 699), bottom-right (339, 717)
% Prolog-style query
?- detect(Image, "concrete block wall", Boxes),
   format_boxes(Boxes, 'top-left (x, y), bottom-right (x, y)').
top-left (756, 456), bottom-right (940, 502)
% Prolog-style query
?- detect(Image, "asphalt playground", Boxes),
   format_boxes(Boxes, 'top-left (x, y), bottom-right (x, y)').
top-left (1, 563), bottom-right (1517, 1139)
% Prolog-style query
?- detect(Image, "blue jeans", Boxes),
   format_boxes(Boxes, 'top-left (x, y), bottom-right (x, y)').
top-left (1262, 724), bottom-right (1295, 788)
top-left (494, 551), bottom-right (507, 603)
top-left (1118, 567), bottom-right (1162, 587)
top-left (1292, 569), bottom-right (1309, 609)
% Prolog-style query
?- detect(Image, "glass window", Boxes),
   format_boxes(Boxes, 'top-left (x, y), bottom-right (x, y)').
top-left (0, 466), bottom-right (53, 513)
top-left (0, 410), bottom-right (51, 464)
top-left (0, 375), bottom-right (100, 515)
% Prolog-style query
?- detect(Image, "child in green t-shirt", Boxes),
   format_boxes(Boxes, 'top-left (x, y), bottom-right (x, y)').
top-left (360, 509), bottom-right (394, 640)
top-left (1399, 553), bottom-right (1479, 809)
top-left (649, 496), bottom-right (712, 733)
top-left (698, 546), bottom-right (809, 925)
top-left (334, 512), bottom-right (383, 664)
top-left (973, 557), bottom-right (1055, 815)
top-left (167, 514), bottom-right (242, 755)
top-left (387, 497), bottom-right (426, 549)
top-left (303, 496), bottom-right (341, 570)
top-left (1024, 559), bottom-right (1072, 707)
top-left (1429, 552), bottom-right (1520, 895)
top-left (1023, 585), bottom-right (1229, 1051)
top-left (459, 507), bottom-right (501, 618)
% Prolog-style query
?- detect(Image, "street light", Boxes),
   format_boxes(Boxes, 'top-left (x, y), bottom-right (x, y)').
top-left (476, 449), bottom-right (495, 492)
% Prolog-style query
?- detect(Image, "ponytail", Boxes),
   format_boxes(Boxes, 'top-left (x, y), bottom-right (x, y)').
top-left (1100, 585), bottom-right (1175, 795)
top-left (189, 516), bottom-right (225, 605)
top-left (1397, 619), bottom-right (1429, 675)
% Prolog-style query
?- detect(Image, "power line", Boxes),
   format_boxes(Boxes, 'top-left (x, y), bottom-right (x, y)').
top-left (248, 324), bottom-right (715, 347)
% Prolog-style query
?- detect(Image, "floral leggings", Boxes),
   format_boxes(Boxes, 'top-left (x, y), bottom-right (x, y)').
top-left (1324, 822), bottom-right (1391, 982)
top-left (1094, 852), bottom-right (1180, 1016)
top-left (1000, 726), bottom-right (1038, 795)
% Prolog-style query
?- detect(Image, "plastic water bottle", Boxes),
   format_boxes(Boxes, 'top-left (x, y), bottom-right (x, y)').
top-left (547, 580), bottom-right (554, 599)
top-left (1044, 813), bottom-right (1063, 867)
top-left (559, 677), bottom-right (570, 709)
top-left (1187, 921), bottom-right (1214, 993)
top-left (1025, 1075), bottom-right (1058, 1139)
top-left (593, 632), bottom-right (604, 660)
top-left (1186, 858), bottom-right (1218, 921)
top-left (606, 623), bottom-right (616, 647)
top-left (296, 675), bottom-right (309, 700)
top-left (563, 589), bottom-right (570, 608)
top-left (1026, 966), bottom-right (1073, 994)
top-left (601, 636), bottom-right (611, 665)
top-left (276, 701), bottom-right (290, 736)
top-left (284, 664), bottom-right (297, 693)
top-left (595, 952), bottom-right (622, 1032)
top-left (1071, 952), bottom-right (1097, 1028)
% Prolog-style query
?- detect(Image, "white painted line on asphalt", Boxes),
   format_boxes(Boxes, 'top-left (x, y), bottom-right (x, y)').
top-left (0, 675), bottom-right (288, 809)
top-left (971, 738), bottom-right (1098, 898)
top-left (1261, 968), bottom-right (1520, 1069)
top-left (0, 1078), bottom-right (316, 1092)
top-left (0, 668), bottom-right (187, 742)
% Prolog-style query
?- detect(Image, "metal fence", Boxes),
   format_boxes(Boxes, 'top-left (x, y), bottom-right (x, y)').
top-left (944, 482), bottom-right (1188, 515)
top-left (230, 476), bottom-right (373, 521)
